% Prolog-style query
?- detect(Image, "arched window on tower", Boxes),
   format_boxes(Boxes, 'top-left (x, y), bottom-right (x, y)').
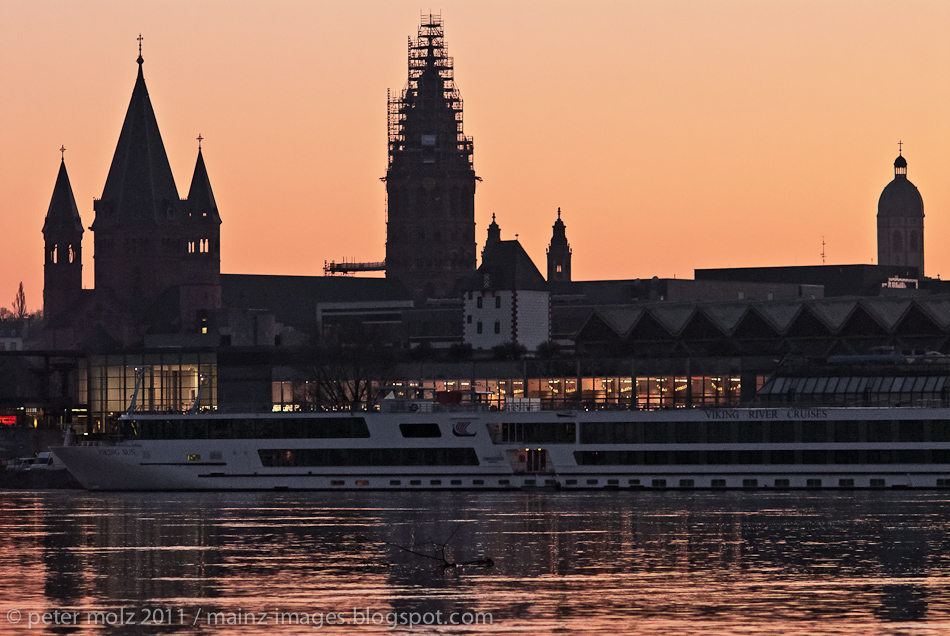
top-left (910, 231), bottom-right (919, 251)
top-left (50, 244), bottom-right (57, 265)
top-left (893, 230), bottom-right (903, 252)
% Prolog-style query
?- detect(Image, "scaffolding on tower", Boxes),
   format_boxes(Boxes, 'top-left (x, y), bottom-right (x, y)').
top-left (387, 12), bottom-right (474, 169)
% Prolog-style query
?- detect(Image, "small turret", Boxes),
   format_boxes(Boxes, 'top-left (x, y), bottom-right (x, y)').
top-left (180, 139), bottom-right (222, 327)
top-left (546, 207), bottom-right (571, 282)
top-left (482, 213), bottom-right (501, 262)
top-left (43, 151), bottom-right (83, 319)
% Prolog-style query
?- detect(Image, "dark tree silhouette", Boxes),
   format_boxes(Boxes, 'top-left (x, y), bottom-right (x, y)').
top-left (12, 283), bottom-right (26, 320)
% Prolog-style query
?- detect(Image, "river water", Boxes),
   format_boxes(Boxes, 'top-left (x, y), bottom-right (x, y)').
top-left (1, 490), bottom-right (949, 635)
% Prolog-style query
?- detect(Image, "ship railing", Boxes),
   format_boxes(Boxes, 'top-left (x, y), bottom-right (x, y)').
top-left (66, 434), bottom-right (129, 447)
top-left (119, 395), bottom-right (950, 416)
top-left (124, 399), bottom-right (753, 415)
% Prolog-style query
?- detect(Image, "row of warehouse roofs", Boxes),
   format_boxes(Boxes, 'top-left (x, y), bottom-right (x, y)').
top-left (577, 295), bottom-right (950, 341)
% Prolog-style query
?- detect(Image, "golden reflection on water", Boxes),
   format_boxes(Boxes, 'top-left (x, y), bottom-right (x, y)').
top-left (0, 491), bottom-right (950, 634)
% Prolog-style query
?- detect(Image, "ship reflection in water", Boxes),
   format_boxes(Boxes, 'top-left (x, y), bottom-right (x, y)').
top-left (1, 491), bottom-right (950, 634)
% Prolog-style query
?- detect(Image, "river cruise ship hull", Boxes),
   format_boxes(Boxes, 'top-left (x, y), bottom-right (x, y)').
top-left (52, 403), bottom-right (950, 491)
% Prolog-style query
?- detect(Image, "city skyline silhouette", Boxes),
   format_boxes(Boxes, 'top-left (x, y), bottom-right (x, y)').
top-left (2, 2), bottom-right (949, 314)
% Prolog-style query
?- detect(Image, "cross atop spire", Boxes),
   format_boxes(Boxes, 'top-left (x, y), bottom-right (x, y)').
top-left (898, 140), bottom-right (903, 155)
top-left (137, 33), bottom-right (144, 65)
top-left (59, 145), bottom-right (66, 161)
top-left (196, 133), bottom-right (203, 150)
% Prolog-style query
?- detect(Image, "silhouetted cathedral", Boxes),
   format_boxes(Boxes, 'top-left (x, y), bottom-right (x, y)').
top-left (384, 15), bottom-right (477, 300)
top-left (878, 148), bottom-right (924, 274)
top-left (43, 46), bottom-right (221, 348)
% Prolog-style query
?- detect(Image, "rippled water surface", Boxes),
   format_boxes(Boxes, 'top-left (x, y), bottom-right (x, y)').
top-left (2, 490), bottom-right (950, 634)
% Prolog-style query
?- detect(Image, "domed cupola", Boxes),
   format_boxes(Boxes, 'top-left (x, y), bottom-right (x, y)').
top-left (879, 152), bottom-right (922, 219)
top-left (877, 144), bottom-right (924, 274)
top-left (894, 153), bottom-right (907, 173)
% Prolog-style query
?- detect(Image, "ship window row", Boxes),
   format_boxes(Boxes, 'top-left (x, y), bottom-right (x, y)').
top-left (491, 422), bottom-right (577, 444)
top-left (575, 449), bottom-right (950, 465)
top-left (580, 420), bottom-right (950, 445)
top-left (272, 376), bottom-right (747, 412)
top-left (258, 448), bottom-right (479, 467)
top-left (132, 417), bottom-right (370, 440)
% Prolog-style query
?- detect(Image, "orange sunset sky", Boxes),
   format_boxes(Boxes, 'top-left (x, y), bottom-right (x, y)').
top-left (2, 1), bottom-right (949, 315)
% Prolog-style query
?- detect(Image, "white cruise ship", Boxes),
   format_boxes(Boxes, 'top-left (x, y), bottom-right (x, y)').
top-left (52, 387), bottom-right (950, 491)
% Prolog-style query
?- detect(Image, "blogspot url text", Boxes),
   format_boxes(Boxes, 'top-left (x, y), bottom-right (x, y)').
top-left (5, 607), bottom-right (493, 630)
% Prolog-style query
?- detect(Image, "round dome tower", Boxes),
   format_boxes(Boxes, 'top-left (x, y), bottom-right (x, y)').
top-left (877, 147), bottom-right (924, 275)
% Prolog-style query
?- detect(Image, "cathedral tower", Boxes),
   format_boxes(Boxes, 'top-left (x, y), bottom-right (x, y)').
top-left (546, 207), bottom-right (571, 282)
top-left (91, 44), bottom-right (221, 323)
top-left (42, 153), bottom-right (83, 320)
top-left (384, 15), bottom-right (477, 300)
top-left (92, 47), bottom-right (182, 308)
top-left (181, 143), bottom-right (222, 325)
top-left (877, 147), bottom-right (924, 275)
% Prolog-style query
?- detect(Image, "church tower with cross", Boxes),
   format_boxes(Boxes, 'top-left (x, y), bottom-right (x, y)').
top-left (877, 143), bottom-right (925, 275)
top-left (45, 37), bottom-right (221, 340)
top-left (93, 38), bottom-right (221, 325)
top-left (546, 208), bottom-right (571, 282)
top-left (42, 148), bottom-right (84, 322)
top-left (384, 14), bottom-right (478, 300)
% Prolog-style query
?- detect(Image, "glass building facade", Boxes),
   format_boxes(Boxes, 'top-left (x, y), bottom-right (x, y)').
top-left (81, 352), bottom-right (217, 432)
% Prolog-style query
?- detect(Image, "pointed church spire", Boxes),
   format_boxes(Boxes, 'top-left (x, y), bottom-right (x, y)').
top-left (482, 213), bottom-right (501, 263)
top-left (43, 156), bottom-right (83, 234)
top-left (93, 39), bottom-right (179, 229)
top-left (43, 155), bottom-right (84, 320)
top-left (186, 145), bottom-right (221, 224)
top-left (487, 213), bottom-right (501, 243)
top-left (551, 207), bottom-right (567, 244)
top-left (547, 207), bottom-right (571, 282)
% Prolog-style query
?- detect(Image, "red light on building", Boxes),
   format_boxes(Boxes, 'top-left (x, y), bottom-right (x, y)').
top-left (0, 416), bottom-right (16, 426)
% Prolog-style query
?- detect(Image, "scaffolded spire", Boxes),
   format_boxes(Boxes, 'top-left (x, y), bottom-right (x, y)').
top-left (384, 14), bottom-right (478, 300)
top-left (387, 13), bottom-right (474, 172)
